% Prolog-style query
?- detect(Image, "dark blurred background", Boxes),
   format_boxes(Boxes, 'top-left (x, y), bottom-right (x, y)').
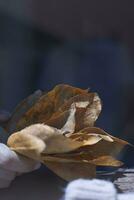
top-left (0, 1), bottom-right (134, 199)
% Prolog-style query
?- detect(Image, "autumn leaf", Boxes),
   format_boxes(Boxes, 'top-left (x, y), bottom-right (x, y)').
top-left (44, 161), bottom-right (96, 181)
top-left (47, 92), bottom-right (102, 132)
top-left (8, 124), bottom-right (115, 159)
top-left (6, 84), bottom-right (131, 181)
top-left (7, 85), bottom-right (101, 132)
top-left (7, 124), bottom-right (128, 181)
top-left (14, 85), bottom-right (90, 131)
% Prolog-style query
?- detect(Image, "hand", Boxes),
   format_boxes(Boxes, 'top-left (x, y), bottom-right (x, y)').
top-left (64, 179), bottom-right (134, 200)
top-left (0, 143), bottom-right (41, 188)
top-left (0, 110), bottom-right (41, 188)
top-left (65, 179), bottom-right (117, 200)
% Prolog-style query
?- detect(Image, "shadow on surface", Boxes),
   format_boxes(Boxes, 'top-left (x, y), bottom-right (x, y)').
top-left (0, 165), bottom-right (66, 200)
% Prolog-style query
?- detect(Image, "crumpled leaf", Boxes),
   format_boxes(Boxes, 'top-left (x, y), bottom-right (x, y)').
top-left (7, 124), bottom-right (128, 180)
top-left (44, 161), bottom-right (96, 181)
top-left (7, 124), bottom-right (84, 160)
top-left (7, 85), bottom-right (101, 133)
top-left (6, 84), bottom-right (131, 181)
top-left (47, 92), bottom-right (102, 132)
top-left (89, 156), bottom-right (123, 166)
top-left (8, 124), bottom-right (115, 160)
top-left (42, 154), bottom-right (123, 167)
top-left (14, 85), bottom-right (90, 131)
top-left (75, 127), bottom-right (129, 159)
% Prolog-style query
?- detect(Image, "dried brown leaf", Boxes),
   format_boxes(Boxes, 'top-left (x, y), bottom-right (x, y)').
top-left (15, 84), bottom-right (88, 131)
top-left (7, 124), bottom-right (88, 159)
top-left (67, 128), bottom-right (128, 167)
top-left (5, 84), bottom-right (131, 181)
top-left (89, 155), bottom-right (123, 167)
top-left (41, 153), bottom-right (123, 167)
top-left (47, 93), bottom-right (102, 132)
top-left (44, 161), bottom-right (96, 181)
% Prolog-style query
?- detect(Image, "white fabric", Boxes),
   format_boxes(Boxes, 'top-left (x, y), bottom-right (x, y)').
top-left (65, 179), bottom-right (134, 200)
top-left (118, 193), bottom-right (134, 200)
top-left (0, 143), bottom-right (40, 188)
